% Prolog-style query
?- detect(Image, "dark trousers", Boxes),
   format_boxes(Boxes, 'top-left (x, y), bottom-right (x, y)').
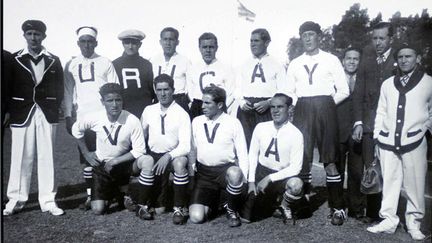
top-left (338, 137), bottom-right (365, 215)
top-left (362, 133), bottom-right (382, 219)
top-left (237, 97), bottom-right (272, 149)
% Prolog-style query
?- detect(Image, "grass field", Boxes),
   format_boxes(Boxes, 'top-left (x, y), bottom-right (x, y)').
top-left (2, 121), bottom-right (431, 242)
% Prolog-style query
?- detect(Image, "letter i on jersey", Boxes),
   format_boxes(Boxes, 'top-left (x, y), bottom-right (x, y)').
top-left (204, 123), bottom-right (220, 143)
top-left (251, 63), bottom-right (266, 83)
top-left (103, 125), bottom-right (122, 145)
top-left (264, 137), bottom-right (280, 162)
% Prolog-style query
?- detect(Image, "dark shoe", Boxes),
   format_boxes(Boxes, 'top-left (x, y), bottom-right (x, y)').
top-left (327, 208), bottom-right (335, 219)
top-left (226, 207), bottom-right (241, 227)
top-left (279, 205), bottom-right (296, 225)
top-left (361, 216), bottom-right (381, 224)
top-left (172, 207), bottom-right (188, 225)
top-left (331, 209), bottom-right (346, 226)
top-left (79, 196), bottom-right (91, 211)
top-left (123, 195), bottom-right (137, 212)
top-left (136, 204), bottom-right (154, 220)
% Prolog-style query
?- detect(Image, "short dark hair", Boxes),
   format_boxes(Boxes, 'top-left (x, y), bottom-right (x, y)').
top-left (299, 21), bottom-right (322, 36)
top-left (372, 22), bottom-right (393, 37)
top-left (160, 27), bottom-right (179, 39)
top-left (154, 74), bottom-right (175, 90)
top-left (198, 32), bottom-right (218, 47)
top-left (99, 83), bottom-right (123, 99)
top-left (203, 84), bottom-right (227, 112)
top-left (251, 28), bottom-right (271, 42)
top-left (343, 46), bottom-right (362, 59)
top-left (272, 93), bottom-right (293, 106)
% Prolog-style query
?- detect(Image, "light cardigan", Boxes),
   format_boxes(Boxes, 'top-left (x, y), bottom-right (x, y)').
top-left (374, 68), bottom-right (432, 153)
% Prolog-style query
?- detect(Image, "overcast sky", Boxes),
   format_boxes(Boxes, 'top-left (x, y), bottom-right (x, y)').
top-left (3, 0), bottom-right (431, 67)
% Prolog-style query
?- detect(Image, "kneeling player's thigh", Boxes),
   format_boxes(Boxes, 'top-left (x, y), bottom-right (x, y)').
top-left (92, 170), bottom-right (115, 200)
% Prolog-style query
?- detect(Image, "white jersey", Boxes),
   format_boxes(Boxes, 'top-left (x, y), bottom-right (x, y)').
top-left (141, 101), bottom-right (191, 158)
top-left (64, 53), bottom-right (119, 119)
top-left (248, 121), bottom-right (303, 182)
top-left (72, 110), bottom-right (145, 161)
top-left (286, 49), bottom-right (349, 105)
top-left (192, 113), bottom-right (248, 177)
top-left (150, 52), bottom-right (191, 95)
top-left (235, 53), bottom-right (287, 107)
top-left (188, 59), bottom-right (235, 106)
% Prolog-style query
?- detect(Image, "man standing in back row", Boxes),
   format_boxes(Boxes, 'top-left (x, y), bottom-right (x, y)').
top-left (352, 22), bottom-right (398, 223)
top-left (287, 21), bottom-right (349, 225)
top-left (150, 27), bottom-right (191, 115)
top-left (113, 29), bottom-right (155, 118)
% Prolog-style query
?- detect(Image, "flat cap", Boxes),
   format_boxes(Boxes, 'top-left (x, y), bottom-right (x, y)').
top-left (118, 29), bottom-right (146, 41)
top-left (393, 42), bottom-right (420, 60)
top-left (22, 20), bottom-right (46, 34)
top-left (299, 21), bottom-right (322, 36)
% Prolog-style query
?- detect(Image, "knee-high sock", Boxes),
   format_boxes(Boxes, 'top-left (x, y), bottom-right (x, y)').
top-left (300, 172), bottom-right (312, 195)
top-left (83, 167), bottom-right (93, 196)
top-left (173, 172), bottom-right (189, 208)
top-left (226, 182), bottom-right (244, 212)
top-left (326, 174), bottom-right (344, 210)
top-left (138, 170), bottom-right (154, 206)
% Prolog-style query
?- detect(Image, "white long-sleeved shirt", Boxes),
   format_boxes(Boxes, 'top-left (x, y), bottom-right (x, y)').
top-left (286, 49), bottom-right (349, 105)
top-left (187, 58), bottom-right (235, 107)
top-left (63, 53), bottom-right (119, 118)
top-left (141, 101), bottom-right (191, 158)
top-left (235, 54), bottom-right (287, 107)
top-left (248, 121), bottom-right (303, 182)
top-left (192, 113), bottom-right (248, 177)
top-left (72, 110), bottom-right (146, 161)
top-left (150, 52), bottom-right (191, 95)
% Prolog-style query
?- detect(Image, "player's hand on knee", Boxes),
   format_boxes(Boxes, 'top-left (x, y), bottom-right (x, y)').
top-left (248, 182), bottom-right (257, 196)
top-left (352, 125), bottom-right (363, 142)
top-left (254, 100), bottom-right (270, 113)
top-left (65, 116), bottom-right (75, 135)
top-left (153, 153), bottom-right (171, 175)
top-left (103, 160), bottom-right (115, 173)
top-left (257, 176), bottom-right (271, 194)
top-left (241, 101), bottom-right (253, 111)
top-left (85, 152), bottom-right (101, 167)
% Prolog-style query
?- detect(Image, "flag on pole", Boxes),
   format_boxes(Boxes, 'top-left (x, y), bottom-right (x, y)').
top-left (237, 0), bottom-right (256, 22)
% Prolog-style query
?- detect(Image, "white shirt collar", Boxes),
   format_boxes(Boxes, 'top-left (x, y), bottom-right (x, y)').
top-left (20, 46), bottom-right (50, 57)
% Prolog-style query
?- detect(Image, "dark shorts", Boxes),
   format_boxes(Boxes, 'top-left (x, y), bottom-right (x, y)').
top-left (92, 160), bottom-right (133, 201)
top-left (149, 151), bottom-right (174, 208)
top-left (79, 130), bottom-right (96, 165)
top-left (191, 163), bottom-right (236, 208)
top-left (292, 96), bottom-right (338, 173)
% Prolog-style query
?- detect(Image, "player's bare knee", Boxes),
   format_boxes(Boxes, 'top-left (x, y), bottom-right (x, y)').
top-left (285, 177), bottom-right (303, 196)
top-left (226, 166), bottom-right (243, 185)
top-left (136, 155), bottom-right (154, 172)
top-left (91, 200), bottom-right (106, 215)
top-left (324, 163), bottom-right (339, 176)
top-left (172, 156), bottom-right (188, 174)
top-left (189, 205), bottom-right (205, 224)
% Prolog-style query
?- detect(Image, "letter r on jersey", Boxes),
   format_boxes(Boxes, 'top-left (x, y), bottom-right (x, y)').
top-left (121, 68), bottom-right (141, 89)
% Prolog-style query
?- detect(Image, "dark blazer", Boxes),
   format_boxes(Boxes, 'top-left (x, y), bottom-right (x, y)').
top-left (352, 46), bottom-right (398, 133)
top-left (8, 49), bottom-right (64, 126)
top-left (337, 86), bottom-right (354, 142)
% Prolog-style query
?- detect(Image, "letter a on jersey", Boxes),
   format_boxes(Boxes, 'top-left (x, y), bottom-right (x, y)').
top-left (251, 63), bottom-right (266, 83)
top-left (264, 138), bottom-right (280, 162)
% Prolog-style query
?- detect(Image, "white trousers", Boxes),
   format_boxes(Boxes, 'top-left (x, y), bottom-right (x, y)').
top-left (378, 138), bottom-right (427, 231)
top-left (6, 107), bottom-right (58, 211)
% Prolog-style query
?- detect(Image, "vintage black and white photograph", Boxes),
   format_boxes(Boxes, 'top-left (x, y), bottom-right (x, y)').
top-left (2, 0), bottom-right (431, 242)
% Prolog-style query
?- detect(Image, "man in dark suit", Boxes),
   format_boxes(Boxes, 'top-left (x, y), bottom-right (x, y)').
top-left (336, 47), bottom-right (364, 220)
top-left (352, 22), bottom-right (398, 223)
top-left (3, 20), bottom-right (64, 216)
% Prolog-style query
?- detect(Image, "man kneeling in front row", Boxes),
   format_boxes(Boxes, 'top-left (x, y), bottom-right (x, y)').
top-left (72, 83), bottom-right (151, 214)
top-left (241, 93), bottom-right (309, 224)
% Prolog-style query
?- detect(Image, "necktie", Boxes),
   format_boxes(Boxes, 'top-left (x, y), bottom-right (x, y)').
top-left (376, 55), bottom-right (385, 65)
top-left (348, 75), bottom-right (356, 93)
top-left (28, 54), bottom-right (44, 65)
top-left (400, 75), bottom-right (409, 87)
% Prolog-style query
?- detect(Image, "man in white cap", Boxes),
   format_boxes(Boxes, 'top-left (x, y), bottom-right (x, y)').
top-left (63, 26), bottom-right (119, 210)
top-left (113, 29), bottom-right (155, 118)
top-left (3, 20), bottom-right (64, 216)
